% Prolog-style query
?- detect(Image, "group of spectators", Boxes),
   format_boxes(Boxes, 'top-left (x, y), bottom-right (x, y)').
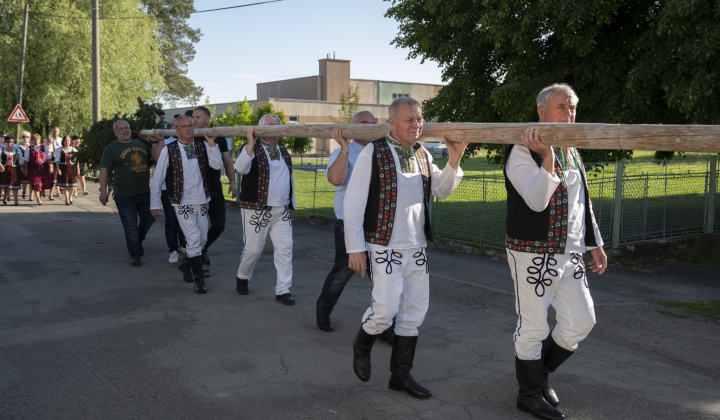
top-left (0, 127), bottom-right (88, 206)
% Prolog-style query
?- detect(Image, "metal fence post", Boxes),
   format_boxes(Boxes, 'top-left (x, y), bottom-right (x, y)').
top-left (706, 156), bottom-right (717, 233)
top-left (611, 161), bottom-right (625, 248)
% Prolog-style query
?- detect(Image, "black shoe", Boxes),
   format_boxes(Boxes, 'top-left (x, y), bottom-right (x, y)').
top-left (316, 312), bottom-right (333, 332)
top-left (236, 277), bottom-right (249, 295)
top-left (275, 293), bottom-right (295, 305)
top-left (352, 327), bottom-right (378, 382)
top-left (388, 335), bottom-right (431, 399)
top-left (178, 257), bottom-right (193, 282)
top-left (130, 257), bottom-right (142, 267)
top-left (190, 255), bottom-right (207, 294)
top-left (516, 358), bottom-right (565, 420)
top-left (542, 335), bottom-right (574, 407)
top-left (201, 251), bottom-right (210, 277)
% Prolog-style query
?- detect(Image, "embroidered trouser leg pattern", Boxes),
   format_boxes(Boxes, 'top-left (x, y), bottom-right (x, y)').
top-left (174, 203), bottom-right (209, 258)
top-left (507, 249), bottom-right (596, 360)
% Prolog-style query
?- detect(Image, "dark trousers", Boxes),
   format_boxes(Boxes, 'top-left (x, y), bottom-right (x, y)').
top-left (161, 190), bottom-right (184, 253)
top-left (202, 189), bottom-right (226, 254)
top-left (114, 193), bottom-right (154, 258)
top-left (316, 219), bottom-right (356, 315)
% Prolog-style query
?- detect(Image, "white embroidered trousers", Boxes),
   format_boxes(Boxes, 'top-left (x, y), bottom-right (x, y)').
top-left (507, 249), bottom-right (596, 360)
top-left (175, 203), bottom-right (209, 258)
top-left (236, 206), bottom-right (293, 295)
top-left (361, 244), bottom-right (429, 337)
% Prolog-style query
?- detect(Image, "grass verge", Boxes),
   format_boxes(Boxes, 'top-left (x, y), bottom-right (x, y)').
top-left (656, 301), bottom-right (720, 319)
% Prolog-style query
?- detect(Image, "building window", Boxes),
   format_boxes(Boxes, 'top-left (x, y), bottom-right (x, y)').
top-left (288, 116), bottom-right (299, 123)
top-left (392, 93), bottom-right (409, 99)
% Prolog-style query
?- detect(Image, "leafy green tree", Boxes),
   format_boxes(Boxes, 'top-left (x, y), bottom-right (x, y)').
top-left (385, 0), bottom-right (720, 163)
top-left (0, 0), bottom-right (165, 137)
top-left (141, 0), bottom-right (203, 106)
top-left (328, 85), bottom-right (360, 123)
top-left (214, 98), bottom-right (255, 149)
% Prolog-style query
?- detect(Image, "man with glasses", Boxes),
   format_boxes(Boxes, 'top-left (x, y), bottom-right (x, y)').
top-left (149, 115), bottom-right (222, 293)
top-left (99, 120), bottom-right (156, 267)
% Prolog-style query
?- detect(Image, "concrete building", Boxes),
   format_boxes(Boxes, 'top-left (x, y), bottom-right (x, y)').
top-left (163, 56), bottom-right (443, 153)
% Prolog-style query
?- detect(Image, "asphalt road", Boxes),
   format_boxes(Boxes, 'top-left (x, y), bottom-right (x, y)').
top-left (1, 190), bottom-right (719, 419)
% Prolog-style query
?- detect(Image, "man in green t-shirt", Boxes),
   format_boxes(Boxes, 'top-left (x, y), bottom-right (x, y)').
top-left (99, 119), bottom-right (157, 266)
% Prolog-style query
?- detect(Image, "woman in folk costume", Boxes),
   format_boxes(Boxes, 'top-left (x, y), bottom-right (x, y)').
top-left (25, 134), bottom-right (54, 205)
top-left (0, 135), bottom-right (22, 206)
top-left (54, 135), bottom-right (79, 205)
top-left (17, 132), bottom-right (31, 199)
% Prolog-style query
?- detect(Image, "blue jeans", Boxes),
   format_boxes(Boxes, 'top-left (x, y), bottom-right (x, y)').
top-left (114, 193), bottom-right (155, 258)
top-left (202, 189), bottom-right (226, 255)
top-left (161, 190), bottom-right (185, 253)
top-left (316, 220), bottom-right (357, 315)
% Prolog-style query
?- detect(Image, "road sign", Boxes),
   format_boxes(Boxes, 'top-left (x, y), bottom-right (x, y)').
top-left (8, 104), bottom-right (29, 122)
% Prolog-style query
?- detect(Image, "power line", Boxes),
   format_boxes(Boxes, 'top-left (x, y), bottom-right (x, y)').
top-left (27, 0), bottom-right (283, 20)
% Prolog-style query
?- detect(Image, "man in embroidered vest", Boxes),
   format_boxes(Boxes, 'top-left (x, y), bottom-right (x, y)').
top-left (234, 114), bottom-right (297, 305)
top-left (149, 115), bottom-right (223, 294)
top-left (193, 106), bottom-right (238, 277)
top-left (315, 110), bottom-right (394, 343)
top-left (99, 120), bottom-right (156, 267)
top-left (344, 97), bottom-right (468, 399)
top-left (504, 84), bottom-right (607, 420)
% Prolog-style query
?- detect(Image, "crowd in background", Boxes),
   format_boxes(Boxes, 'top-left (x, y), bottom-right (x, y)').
top-left (0, 127), bottom-right (88, 206)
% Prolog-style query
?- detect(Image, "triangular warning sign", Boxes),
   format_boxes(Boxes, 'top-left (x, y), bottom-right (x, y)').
top-left (8, 104), bottom-right (29, 123)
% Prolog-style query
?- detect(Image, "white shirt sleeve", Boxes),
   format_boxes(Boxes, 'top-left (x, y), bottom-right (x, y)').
top-left (150, 147), bottom-right (169, 210)
top-left (343, 144), bottom-right (374, 253)
top-left (423, 146), bottom-right (464, 200)
top-left (234, 145), bottom-right (254, 175)
top-left (506, 145), bottom-right (561, 212)
top-left (205, 142), bottom-right (222, 170)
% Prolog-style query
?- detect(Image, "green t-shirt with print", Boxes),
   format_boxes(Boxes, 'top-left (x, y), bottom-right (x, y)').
top-left (100, 139), bottom-right (151, 196)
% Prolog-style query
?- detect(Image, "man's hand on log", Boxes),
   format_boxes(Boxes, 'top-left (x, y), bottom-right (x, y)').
top-left (443, 136), bottom-right (469, 172)
top-left (331, 127), bottom-right (349, 151)
top-left (245, 127), bottom-right (257, 157)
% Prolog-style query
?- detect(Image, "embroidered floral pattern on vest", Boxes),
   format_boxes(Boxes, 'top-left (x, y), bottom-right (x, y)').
top-left (506, 158), bottom-right (569, 254)
top-left (167, 140), bottom-right (210, 205)
top-left (365, 138), bottom-right (431, 246)
top-left (239, 142), bottom-right (294, 210)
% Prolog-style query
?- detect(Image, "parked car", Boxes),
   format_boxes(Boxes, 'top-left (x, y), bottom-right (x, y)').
top-left (423, 141), bottom-right (449, 159)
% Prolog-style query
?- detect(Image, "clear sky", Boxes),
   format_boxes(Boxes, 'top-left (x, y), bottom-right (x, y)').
top-left (181, 0), bottom-right (445, 106)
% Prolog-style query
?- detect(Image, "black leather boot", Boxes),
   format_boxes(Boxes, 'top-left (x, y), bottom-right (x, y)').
top-left (236, 277), bottom-right (249, 295)
top-left (189, 255), bottom-right (206, 294)
top-left (178, 255), bottom-right (193, 283)
top-left (378, 319), bottom-right (396, 345)
top-left (352, 326), bottom-right (377, 382)
top-left (388, 335), bottom-right (431, 399)
top-left (516, 358), bottom-right (564, 420)
top-left (542, 336), bottom-right (574, 407)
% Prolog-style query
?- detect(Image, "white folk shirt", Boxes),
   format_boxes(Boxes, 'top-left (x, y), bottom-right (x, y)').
top-left (150, 140), bottom-right (222, 210)
top-left (327, 140), bottom-right (367, 220)
top-left (53, 147), bottom-right (77, 163)
top-left (234, 141), bottom-right (296, 208)
top-left (506, 145), bottom-right (603, 253)
top-left (344, 134), bottom-right (464, 253)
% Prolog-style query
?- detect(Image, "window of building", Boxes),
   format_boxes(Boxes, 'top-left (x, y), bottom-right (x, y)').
top-left (392, 93), bottom-right (409, 99)
top-left (288, 116), bottom-right (299, 123)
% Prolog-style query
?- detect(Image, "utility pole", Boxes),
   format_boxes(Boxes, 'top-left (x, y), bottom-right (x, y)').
top-left (91, 0), bottom-right (100, 122)
top-left (15, 3), bottom-right (29, 139)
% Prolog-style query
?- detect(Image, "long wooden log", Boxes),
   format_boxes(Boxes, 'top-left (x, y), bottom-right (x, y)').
top-left (139, 123), bottom-right (720, 153)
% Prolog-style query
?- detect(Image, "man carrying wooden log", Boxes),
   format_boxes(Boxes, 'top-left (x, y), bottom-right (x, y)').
top-left (344, 97), bottom-right (468, 399)
top-left (504, 83), bottom-right (607, 420)
top-left (149, 115), bottom-right (223, 293)
top-left (315, 110), bottom-right (395, 343)
top-left (234, 114), bottom-right (297, 305)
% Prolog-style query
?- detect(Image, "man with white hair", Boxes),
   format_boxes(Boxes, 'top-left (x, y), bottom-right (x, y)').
top-left (344, 97), bottom-right (468, 399)
top-left (149, 115), bottom-right (223, 293)
top-left (234, 114), bottom-right (297, 304)
top-left (504, 83), bottom-right (607, 420)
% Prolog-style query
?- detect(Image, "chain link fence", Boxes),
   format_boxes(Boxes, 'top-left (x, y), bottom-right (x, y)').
top-left (233, 155), bottom-right (720, 250)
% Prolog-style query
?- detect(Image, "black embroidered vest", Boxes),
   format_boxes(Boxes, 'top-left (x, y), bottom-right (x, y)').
top-left (165, 139), bottom-right (211, 205)
top-left (504, 145), bottom-right (599, 254)
top-left (239, 141), bottom-right (294, 210)
top-left (363, 137), bottom-right (432, 246)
